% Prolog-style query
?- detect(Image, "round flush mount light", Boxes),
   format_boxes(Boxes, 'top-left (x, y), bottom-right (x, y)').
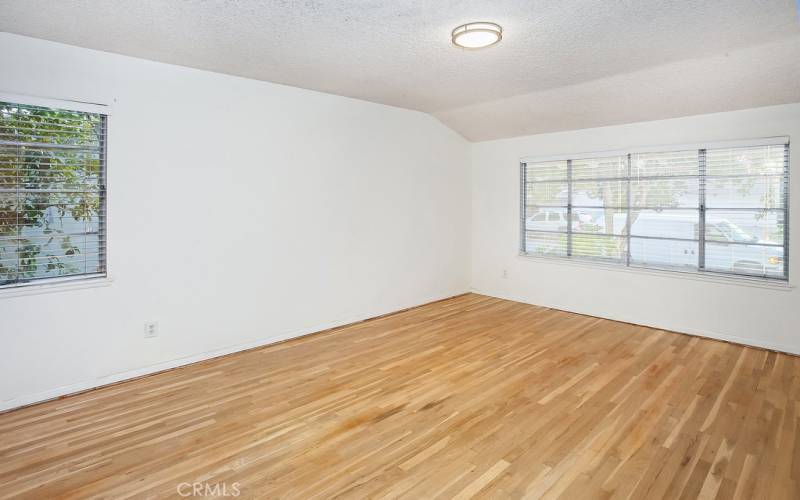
top-left (451, 22), bottom-right (503, 49)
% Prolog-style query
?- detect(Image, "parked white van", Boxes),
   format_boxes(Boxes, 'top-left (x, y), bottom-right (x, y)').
top-left (626, 213), bottom-right (783, 277)
top-left (525, 210), bottom-right (783, 277)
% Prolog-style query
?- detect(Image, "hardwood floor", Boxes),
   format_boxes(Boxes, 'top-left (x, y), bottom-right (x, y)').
top-left (1, 293), bottom-right (799, 499)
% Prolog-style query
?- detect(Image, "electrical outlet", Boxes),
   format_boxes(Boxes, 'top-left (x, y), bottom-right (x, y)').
top-left (144, 321), bottom-right (159, 338)
top-left (502, 269), bottom-right (508, 279)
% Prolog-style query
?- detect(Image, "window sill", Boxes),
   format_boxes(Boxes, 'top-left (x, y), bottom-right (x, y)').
top-left (517, 253), bottom-right (794, 292)
top-left (0, 275), bottom-right (113, 299)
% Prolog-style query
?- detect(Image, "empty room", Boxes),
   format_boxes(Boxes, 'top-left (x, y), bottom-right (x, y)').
top-left (0, 1), bottom-right (799, 498)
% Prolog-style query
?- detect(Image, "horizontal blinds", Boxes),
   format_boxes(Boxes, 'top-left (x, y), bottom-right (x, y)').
top-left (521, 140), bottom-right (789, 280)
top-left (0, 101), bottom-right (107, 286)
top-left (703, 144), bottom-right (787, 279)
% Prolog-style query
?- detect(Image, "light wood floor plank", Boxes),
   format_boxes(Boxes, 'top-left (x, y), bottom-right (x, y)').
top-left (0, 293), bottom-right (798, 498)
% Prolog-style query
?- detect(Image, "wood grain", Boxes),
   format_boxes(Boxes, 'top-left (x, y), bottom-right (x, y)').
top-left (1, 293), bottom-right (798, 499)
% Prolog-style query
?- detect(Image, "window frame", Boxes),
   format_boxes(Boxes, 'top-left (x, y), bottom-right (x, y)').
top-left (0, 93), bottom-right (111, 294)
top-left (519, 137), bottom-right (790, 283)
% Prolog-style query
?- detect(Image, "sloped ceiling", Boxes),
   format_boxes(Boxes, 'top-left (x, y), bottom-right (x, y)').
top-left (1, 0), bottom-right (799, 141)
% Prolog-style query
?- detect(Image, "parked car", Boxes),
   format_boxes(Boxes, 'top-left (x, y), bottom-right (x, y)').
top-left (627, 213), bottom-right (783, 276)
top-left (526, 210), bottom-right (590, 232)
top-left (526, 210), bottom-right (783, 277)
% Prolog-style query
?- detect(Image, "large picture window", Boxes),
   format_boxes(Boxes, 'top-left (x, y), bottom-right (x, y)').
top-left (0, 99), bottom-right (107, 288)
top-left (520, 140), bottom-right (789, 280)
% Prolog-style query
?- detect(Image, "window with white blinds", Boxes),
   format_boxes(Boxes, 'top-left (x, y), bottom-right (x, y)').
top-left (521, 140), bottom-right (789, 281)
top-left (0, 100), bottom-right (107, 287)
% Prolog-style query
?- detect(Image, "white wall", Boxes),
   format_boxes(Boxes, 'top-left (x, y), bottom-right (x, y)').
top-left (472, 103), bottom-right (800, 354)
top-left (2, 32), bottom-right (798, 413)
top-left (0, 33), bottom-right (471, 411)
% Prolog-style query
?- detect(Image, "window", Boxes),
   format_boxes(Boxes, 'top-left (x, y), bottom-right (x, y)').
top-left (0, 99), bottom-right (107, 288)
top-left (521, 140), bottom-right (789, 280)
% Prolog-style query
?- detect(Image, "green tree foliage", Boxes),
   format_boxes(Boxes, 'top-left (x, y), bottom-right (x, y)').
top-left (0, 102), bottom-right (104, 284)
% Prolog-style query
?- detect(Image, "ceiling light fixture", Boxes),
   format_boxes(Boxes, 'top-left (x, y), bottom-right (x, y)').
top-left (451, 22), bottom-right (503, 49)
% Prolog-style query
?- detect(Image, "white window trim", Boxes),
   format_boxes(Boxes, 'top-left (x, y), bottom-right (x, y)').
top-left (517, 253), bottom-right (794, 291)
top-left (520, 137), bottom-right (791, 285)
top-left (0, 275), bottom-right (114, 298)
top-left (520, 136), bottom-right (789, 163)
top-left (0, 92), bottom-right (111, 116)
top-left (0, 92), bottom-right (113, 296)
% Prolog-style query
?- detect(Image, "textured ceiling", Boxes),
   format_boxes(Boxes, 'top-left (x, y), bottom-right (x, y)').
top-left (1, 0), bottom-right (799, 141)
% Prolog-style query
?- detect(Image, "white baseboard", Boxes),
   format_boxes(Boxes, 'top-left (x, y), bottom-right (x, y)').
top-left (1, 290), bottom-right (468, 413)
top-left (472, 288), bottom-right (800, 356)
